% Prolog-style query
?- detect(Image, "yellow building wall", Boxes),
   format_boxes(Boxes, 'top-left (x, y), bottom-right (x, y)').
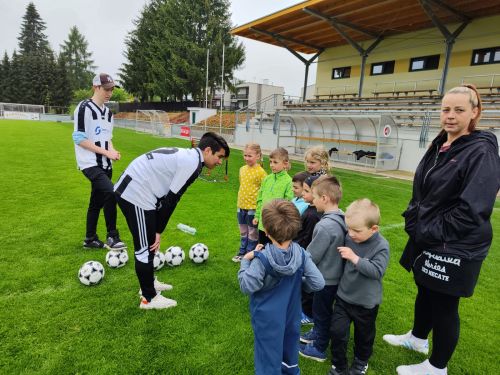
top-left (315, 15), bottom-right (500, 96)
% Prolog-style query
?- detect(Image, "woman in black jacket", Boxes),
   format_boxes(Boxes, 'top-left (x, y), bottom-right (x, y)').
top-left (383, 84), bottom-right (500, 375)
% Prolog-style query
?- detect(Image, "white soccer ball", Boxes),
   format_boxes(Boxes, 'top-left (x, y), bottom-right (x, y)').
top-left (105, 249), bottom-right (129, 268)
top-left (78, 261), bottom-right (105, 286)
top-left (164, 246), bottom-right (185, 267)
top-left (189, 243), bottom-right (209, 264)
top-left (153, 251), bottom-right (166, 270)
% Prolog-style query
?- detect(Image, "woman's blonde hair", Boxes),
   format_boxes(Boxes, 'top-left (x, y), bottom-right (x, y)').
top-left (445, 84), bottom-right (482, 132)
top-left (304, 145), bottom-right (330, 173)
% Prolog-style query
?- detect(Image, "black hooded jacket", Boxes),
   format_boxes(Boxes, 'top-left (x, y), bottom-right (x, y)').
top-left (400, 130), bottom-right (500, 270)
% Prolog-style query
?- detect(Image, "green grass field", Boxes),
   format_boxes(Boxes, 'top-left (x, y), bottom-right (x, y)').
top-left (0, 119), bottom-right (498, 374)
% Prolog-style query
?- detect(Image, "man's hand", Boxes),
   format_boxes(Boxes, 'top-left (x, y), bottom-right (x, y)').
top-left (150, 233), bottom-right (161, 252)
top-left (107, 149), bottom-right (121, 161)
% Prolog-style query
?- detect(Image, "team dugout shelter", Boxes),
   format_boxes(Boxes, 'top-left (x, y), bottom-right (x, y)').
top-left (231, 0), bottom-right (500, 172)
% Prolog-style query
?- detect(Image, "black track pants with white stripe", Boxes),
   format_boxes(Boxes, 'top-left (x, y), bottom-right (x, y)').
top-left (116, 196), bottom-right (156, 301)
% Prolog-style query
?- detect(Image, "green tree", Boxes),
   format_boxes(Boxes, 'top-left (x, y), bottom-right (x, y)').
top-left (60, 26), bottom-right (95, 90)
top-left (51, 54), bottom-right (73, 113)
top-left (0, 52), bottom-right (10, 102)
top-left (16, 2), bottom-right (55, 105)
top-left (120, 0), bottom-right (245, 103)
top-left (17, 2), bottom-right (51, 56)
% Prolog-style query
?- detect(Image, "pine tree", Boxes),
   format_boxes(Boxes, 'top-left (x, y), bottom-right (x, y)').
top-left (51, 54), bottom-right (73, 113)
top-left (17, 2), bottom-right (51, 57)
top-left (16, 2), bottom-right (55, 105)
top-left (120, 0), bottom-right (245, 102)
top-left (0, 52), bottom-right (10, 102)
top-left (60, 26), bottom-right (95, 90)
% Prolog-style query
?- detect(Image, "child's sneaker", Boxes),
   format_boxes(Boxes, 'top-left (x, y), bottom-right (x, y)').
top-left (139, 277), bottom-right (173, 295)
top-left (300, 328), bottom-right (318, 344)
top-left (301, 311), bottom-right (314, 325)
top-left (328, 365), bottom-right (348, 375)
top-left (397, 359), bottom-right (447, 375)
top-left (383, 330), bottom-right (429, 354)
top-left (83, 237), bottom-right (105, 249)
top-left (299, 342), bottom-right (326, 362)
top-left (106, 236), bottom-right (126, 250)
top-left (232, 255), bottom-right (242, 263)
top-left (139, 294), bottom-right (177, 310)
top-left (349, 357), bottom-right (368, 375)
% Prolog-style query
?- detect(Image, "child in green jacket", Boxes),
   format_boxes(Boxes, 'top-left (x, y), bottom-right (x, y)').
top-left (253, 147), bottom-right (294, 246)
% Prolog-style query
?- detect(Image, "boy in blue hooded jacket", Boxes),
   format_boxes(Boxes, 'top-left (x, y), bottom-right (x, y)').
top-left (238, 199), bottom-right (325, 375)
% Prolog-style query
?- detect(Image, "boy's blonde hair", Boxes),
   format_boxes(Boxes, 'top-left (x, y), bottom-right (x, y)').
top-left (346, 198), bottom-right (380, 227)
top-left (261, 199), bottom-right (301, 244)
top-left (245, 143), bottom-right (262, 156)
top-left (304, 145), bottom-right (330, 173)
top-left (311, 175), bottom-right (342, 204)
top-left (270, 147), bottom-right (289, 163)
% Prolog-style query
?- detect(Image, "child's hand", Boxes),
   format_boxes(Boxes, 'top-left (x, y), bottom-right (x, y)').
top-left (252, 218), bottom-right (258, 226)
top-left (255, 244), bottom-right (264, 251)
top-left (243, 251), bottom-right (256, 261)
top-left (338, 246), bottom-right (359, 265)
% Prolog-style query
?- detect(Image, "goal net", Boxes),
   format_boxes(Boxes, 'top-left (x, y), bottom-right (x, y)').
top-left (135, 110), bottom-right (170, 137)
top-left (0, 102), bottom-right (44, 120)
top-left (191, 137), bottom-right (229, 182)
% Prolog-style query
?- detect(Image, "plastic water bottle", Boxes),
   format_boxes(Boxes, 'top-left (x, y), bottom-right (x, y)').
top-left (177, 223), bottom-right (196, 235)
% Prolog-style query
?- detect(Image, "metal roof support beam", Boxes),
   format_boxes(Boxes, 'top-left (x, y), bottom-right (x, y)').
top-left (303, 7), bottom-right (384, 98)
top-left (250, 27), bottom-right (323, 52)
top-left (250, 27), bottom-right (323, 102)
top-left (302, 8), bottom-right (378, 39)
top-left (419, 0), bottom-right (470, 94)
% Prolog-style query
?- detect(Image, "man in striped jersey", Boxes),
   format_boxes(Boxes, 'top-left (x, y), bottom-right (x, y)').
top-left (72, 73), bottom-right (126, 250)
top-left (115, 132), bottom-right (229, 309)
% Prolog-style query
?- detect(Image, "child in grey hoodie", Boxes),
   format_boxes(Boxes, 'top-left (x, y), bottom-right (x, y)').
top-left (238, 199), bottom-right (324, 375)
top-left (329, 198), bottom-right (390, 375)
top-left (300, 176), bottom-right (347, 362)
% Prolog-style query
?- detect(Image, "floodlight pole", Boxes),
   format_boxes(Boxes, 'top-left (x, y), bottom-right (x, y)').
top-left (219, 43), bottom-right (225, 135)
top-left (205, 49), bottom-right (210, 108)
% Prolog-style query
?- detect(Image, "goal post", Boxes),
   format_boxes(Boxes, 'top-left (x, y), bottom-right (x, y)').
top-left (134, 110), bottom-right (170, 137)
top-left (0, 102), bottom-right (45, 120)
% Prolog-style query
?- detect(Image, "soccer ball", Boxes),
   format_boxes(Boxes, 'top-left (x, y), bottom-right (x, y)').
top-left (105, 249), bottom-right (128, 268)
top-left (153, 251), bottom-right (166, 270)
top-left (189, 243), bottom-right (209, 264)
top-left (78, 261), bottom-right (105, 286)
top-left (164, 246), bottom-right (185, 267)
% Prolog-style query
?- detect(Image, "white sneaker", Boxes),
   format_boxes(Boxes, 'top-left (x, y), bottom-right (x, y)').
top-left (397, 360), bottom-right (447, 375)
top-left (383, 330), bottom-right (429, 354)
top-left (139, 277), bottom-right (173, 295)
top-left (139, 294), bottom-right (177, 310)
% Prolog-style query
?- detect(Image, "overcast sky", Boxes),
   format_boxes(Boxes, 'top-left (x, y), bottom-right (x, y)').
top-left (0, 0), bottom-right (316, 97)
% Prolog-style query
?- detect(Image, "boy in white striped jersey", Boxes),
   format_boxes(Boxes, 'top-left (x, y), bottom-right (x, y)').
top-left (72, 73), bottom-right (126, 250)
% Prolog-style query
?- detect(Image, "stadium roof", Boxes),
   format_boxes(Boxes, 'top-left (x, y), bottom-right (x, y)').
top-left (231, 0), bottom-right (500, 54)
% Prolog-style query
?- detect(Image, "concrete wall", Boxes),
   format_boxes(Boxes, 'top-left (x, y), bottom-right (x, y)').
top-left (315, 15), bottom-right (500, 96)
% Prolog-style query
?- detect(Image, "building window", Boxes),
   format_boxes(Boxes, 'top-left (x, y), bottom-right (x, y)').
top-left (409, 55), bottom-right (440, 71)
top-left (371, 60), bottom-right (395, 75)
top-left (471, 47), bottom-right (500, 65)
top-left (332, 66), bottom-right (351, 79)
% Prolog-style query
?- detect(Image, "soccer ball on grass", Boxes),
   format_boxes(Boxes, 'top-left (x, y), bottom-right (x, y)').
top-left (78, 261), bottom-right (105, 286)
top-left (164, 246), bottom-right (185, 267)
top-left (153, 251), bottom-right (166, 270)
top-left (189, 243), bottom-right (209, 264)
top-left (105, 249), bottom-right (129, 268)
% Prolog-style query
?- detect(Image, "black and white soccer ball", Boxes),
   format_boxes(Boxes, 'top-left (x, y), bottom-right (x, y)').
top-left (153, 251), bottom-right (166, 270)
top-left (78, 261), bottom-right (105, 286)
top-left (189, 243), bottom-right (209, 264)
top-left (105, 249), bottom-right (128, 268)
top-left (164, 246), bottom-right (185, 267)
